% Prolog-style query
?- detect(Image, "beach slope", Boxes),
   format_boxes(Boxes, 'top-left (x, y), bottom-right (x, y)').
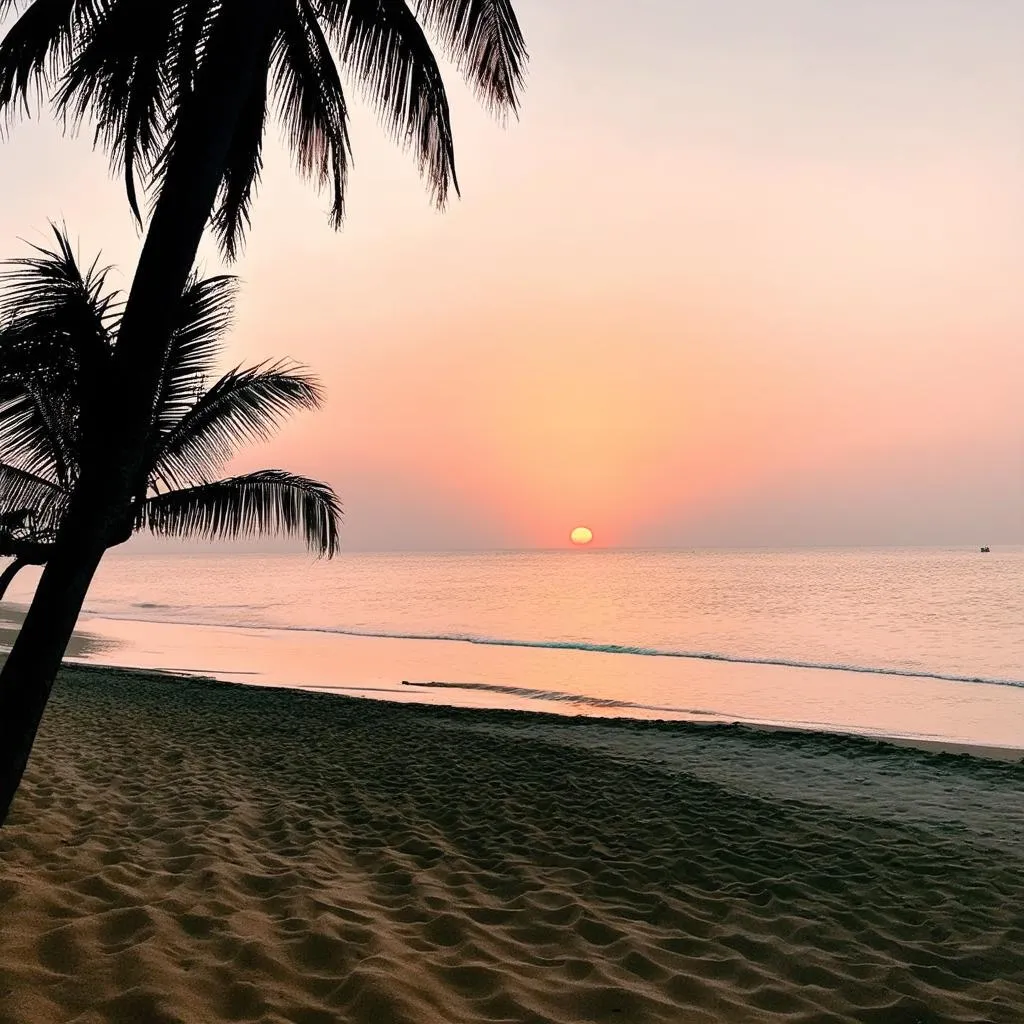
top-left (2, 666), bottom-right (1023, 1023)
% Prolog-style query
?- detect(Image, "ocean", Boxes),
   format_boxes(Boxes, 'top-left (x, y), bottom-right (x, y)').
top-left (4, 546), bottom-right (1024, 748)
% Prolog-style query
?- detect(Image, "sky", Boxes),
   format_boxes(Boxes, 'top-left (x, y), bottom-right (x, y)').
top-left (1, 0), bottom-right (1024, 550)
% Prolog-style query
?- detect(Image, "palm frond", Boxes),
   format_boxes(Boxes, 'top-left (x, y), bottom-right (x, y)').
top-left (0, 316), bottom-right (78, 397)
top-left (56, 0), bottom-right (182, 222)
top-left (0, 225), bottom-right (115, 331)
top-left (318, 0), bottom-right (457, 206)
top-left (4, 0), bottom-right (527, 229)
top-left (152, 361), bottom-right (323, 489)
top-left (211, 54), bottom-right (271, 259)
top-left (415, 0), bottom-right (527, 115)
top-left (168, 0), bottom-right (214, 104)
top-left (142, 468), bottom-right (341, 556)
top-left (268, 0), bottom-right (350, 232)
top-left (0, 226), bottom-right (116, 483)
top-left (0, 0), bottom-right (81, 119)
top-left (0, 227), bottom-right (117, 397)
top-left (0, 461), bottom-right (66, 532)
top-left (0, 387), bottom-right (76, 483)
top-left (149, 273), bottom-right (237, 441)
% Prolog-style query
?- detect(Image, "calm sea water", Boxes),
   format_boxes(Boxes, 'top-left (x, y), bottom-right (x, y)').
top-left (5, 547), bottom-right (1024, 747)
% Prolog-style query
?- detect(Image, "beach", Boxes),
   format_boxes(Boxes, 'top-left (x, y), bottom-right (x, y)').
top-left (1, 0), bottom-right (1021, 1018)
top-left (2, 666), bottom-right (1023, 1023)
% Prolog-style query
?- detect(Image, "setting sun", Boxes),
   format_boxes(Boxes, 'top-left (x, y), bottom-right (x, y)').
top-left (570, 526), bottom-right (594, 545)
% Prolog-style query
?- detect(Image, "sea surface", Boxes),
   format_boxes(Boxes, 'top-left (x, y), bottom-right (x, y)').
top-left (5, 547), bottom-right (1024, 748)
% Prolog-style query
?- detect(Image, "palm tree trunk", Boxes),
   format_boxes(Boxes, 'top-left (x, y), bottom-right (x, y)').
top-left (0, 522), bottom-right (105, 824)
top-left (0, 557), bottom-right (27, 601)
top-left (101, 0), bottom-right (278, 473)
top-left (0, 0), bottom-right (279, 827)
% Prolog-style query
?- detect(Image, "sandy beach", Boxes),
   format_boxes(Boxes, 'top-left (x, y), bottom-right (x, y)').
top-left (2, 667), bottom-right (1023, 1023)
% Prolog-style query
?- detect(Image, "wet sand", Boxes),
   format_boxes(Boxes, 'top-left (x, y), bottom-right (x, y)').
top-left (2, 665), bottom-right (1023, 1023)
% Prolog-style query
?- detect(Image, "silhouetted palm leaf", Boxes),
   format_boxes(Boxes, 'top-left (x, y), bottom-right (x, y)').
top-left (0, 0), bottom-right (527, 255)
top-left (0, 462), bottom-right (65, 527)
top-left (148, 273), bottom-right (236, 443)
top-left (324, 0), bottom-right (456, 205)
top-left (0, 228), bottom-right (341, 559)
top-left (211, 38), bottom-right (273, 258)
top-left (414, 0), bottom-right (527, 114)
top-left (0, 226), bottom-right (118, 482)
top-left (0, 391), bottom-right (74, 483)
top-left (141, 468), bottom-right (340, 556)
top-left (268, 0), bottom-right (349, 231)
top-left (0, 0), bottom-right (82, 118)
top-left (56, 0), bottom-right (181, 222)
top-left (0, 228), bottom-right (115, 357)
top-left (152, 361), bottom-right (322, 490)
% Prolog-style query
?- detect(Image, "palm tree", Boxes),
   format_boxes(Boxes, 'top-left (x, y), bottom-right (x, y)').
top-left (0, 510), bottom-right (56, 599)
top-left (0, 230), bottom-right (341, 606)
top-left (0, 1), bottom-right (526, 821)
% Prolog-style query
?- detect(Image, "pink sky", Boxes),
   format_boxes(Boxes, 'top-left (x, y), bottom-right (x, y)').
top-left (1, 0), bottom-right (1023, 549)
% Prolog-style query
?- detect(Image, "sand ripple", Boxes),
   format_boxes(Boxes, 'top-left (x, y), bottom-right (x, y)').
top-left (2, 667), bottom-right (1023, 1022)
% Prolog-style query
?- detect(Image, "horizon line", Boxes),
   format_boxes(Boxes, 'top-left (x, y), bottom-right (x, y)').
top-left (105, 541), bottom-right (1023, 557)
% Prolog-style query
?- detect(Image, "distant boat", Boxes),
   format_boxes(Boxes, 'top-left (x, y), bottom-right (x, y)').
top-left (980, 546), bottom-right (990, 553)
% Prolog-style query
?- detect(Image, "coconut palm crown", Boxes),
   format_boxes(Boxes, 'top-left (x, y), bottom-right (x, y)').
top-left (0, 0), bottom-right (527, 258)
top-left (0, 228), bottom-right (341, 596)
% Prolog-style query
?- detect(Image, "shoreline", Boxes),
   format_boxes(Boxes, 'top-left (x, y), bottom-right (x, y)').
top-left (3, 663), bottom-right (1023, 1022)
top-left (63, 660), bottom-right (1024, 762)
top-left (6, 600), bottom-right (1024, 752)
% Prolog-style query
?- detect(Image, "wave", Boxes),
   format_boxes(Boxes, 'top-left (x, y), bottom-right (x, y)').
top-left (400, 679), bottom-right (718, 716)
top-left (76, 606), bottom-right (1024, 691)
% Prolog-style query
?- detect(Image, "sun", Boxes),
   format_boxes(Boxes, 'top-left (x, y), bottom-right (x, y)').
top-left (570, 526), bottom-right (593, 546)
